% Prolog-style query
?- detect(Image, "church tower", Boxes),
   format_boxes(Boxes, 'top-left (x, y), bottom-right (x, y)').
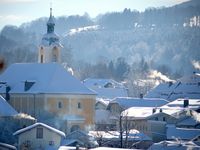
top-left (38, 7), bottom-right (62, 63)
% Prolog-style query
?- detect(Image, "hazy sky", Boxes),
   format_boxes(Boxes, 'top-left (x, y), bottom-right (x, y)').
top-left (0, 0), bottom-right (189, 30)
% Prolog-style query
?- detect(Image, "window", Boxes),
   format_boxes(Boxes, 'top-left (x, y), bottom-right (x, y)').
top-left (163, 117), bottom-right (166, 121)
top-left (58, 102), bottom-right (62, 109)
top-left (36, 127), bottom-right (43, 139)
top-left (78, 102), bottom-right (81, 109)
top-left (41, 55), bottom-right (44, 63)
top-left (49, 141), bottom-right (54, 145)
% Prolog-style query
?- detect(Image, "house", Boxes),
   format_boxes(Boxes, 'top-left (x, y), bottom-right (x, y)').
top-left (0, 8), bottom-right (96, 133)
top-left (145, 72), bottom-right (200, 101)
top-left (13, 122), bottom-right (66, 150)
top-left (0, 143), bottom-right (16, 150)
top-left (62, 130), bottom-right (98, 148)
top-left (95, 98), bottom-right (109, 110)
top-left (121, 107), bottom-right (174, 142)
top-left (108, 97), bottom-right (169, 116)
top-left (83, 78), bottom-right (128, 99)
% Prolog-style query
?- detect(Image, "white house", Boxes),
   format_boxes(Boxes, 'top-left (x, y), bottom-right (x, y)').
top-left (13, 122), bottom-right (66, 150)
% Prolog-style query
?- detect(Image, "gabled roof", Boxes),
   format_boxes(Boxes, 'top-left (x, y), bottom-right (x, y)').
top-left (0, 95), bottom-right (18, 116)
top-left (83, 78), bottom-right (125, 88)
top-left (0, 63), bottom-right (95, 95)
top-left (162, 98), bottom-right (200, 110)
top-left (13, 122), bottom-right (65, 137)
top-left (167, 124), bottom-right (200, 140)
top-left (109, 97), bottom-right (169, 109)
top-left (83, 78), bottom-right (128, 99)
top-left (0, 142), bottom-right (16, 150)
top-left (121, 107), bottom-right (178, 120)
top-left (145, 72), bottom-right (200, 101)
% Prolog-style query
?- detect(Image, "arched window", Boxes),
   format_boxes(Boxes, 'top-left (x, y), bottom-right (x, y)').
top-left (52, 47), bottom-right (58, 62)
top-left (58, 102), bottom-right (62, 109)
top-left (78, 102), bottom-right (81, 109)
top-left (41, 55), bottom-right (44, 63)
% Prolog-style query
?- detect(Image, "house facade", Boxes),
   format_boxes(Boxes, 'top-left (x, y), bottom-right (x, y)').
top-left (14, 122), bottom-right (65, 150)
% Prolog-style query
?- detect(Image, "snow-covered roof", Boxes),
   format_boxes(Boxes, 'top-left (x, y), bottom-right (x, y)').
top-left (121, 107), bottom-right (176, 119)
top-left (13, 122), bottom-right (65, 137)
top-left (90, 147), bottom-right (133, 150)
top-left (96, 98), bottom-right (110, 106)
top-left (167, 124), bottom-right (200, 140)
top-left (0, 63), bottom-right (95, 95)
top-left (83, 78), bottom-right (128, 99)
top-left (109, 97), bottom-right (169, 109)
top-left (162, 98), bottom-right (200, 109)
top-left (0, 142), bottom-right (16, 150)
top-left (0, 95), bottom-right (18, 116)
top-left (83, 78), bottom-right (125, 88)
top-left (177, 117), bottom-right (200, 127)
top-left (41, 32), bottom-right (62, 47)
top-left (148, 140), bottom-right (200, 150)
top-left (145, 72), bottom-right (200, 101)
top-left (89, 129), bottom-right (152, 141)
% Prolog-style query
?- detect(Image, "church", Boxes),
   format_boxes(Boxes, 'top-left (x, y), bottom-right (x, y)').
top-left (0, 8), bottom-right (96, 134)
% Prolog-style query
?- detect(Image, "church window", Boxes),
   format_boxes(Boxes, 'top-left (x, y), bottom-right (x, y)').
top-left (78, 102), bottom-right (81, 109)
top-left (58, 102), bottom-right (62, 109)
top-left (41, 55), bottom-right (44, 63)
top-left (36, 127), bottom-right (43, 139)
top-left (52, 54), bottom-right (57, 62)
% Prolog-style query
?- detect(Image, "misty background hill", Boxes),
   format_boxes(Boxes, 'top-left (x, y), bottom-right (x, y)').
top-left (0, 0), bottom-right (200, 90)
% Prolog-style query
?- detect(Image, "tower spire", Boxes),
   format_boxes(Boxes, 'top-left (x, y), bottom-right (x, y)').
top-left (47, 4), bottom-right (55, 33)
top-left (50, 2), bottom-right (52, 17)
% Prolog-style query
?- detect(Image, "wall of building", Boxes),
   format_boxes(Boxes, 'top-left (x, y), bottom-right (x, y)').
top-left (8, 93), bottom-right (96, 133)
top-left (9, 94), bottom-right (45, 118)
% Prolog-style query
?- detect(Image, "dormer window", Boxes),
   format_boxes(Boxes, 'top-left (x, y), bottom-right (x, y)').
top-left (24, 81), bottom-right (35, 91)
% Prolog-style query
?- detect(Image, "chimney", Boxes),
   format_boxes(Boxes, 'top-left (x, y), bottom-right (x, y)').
top-left (152, 108), bottom-right (156, 114)
top-left (140, 93), bottom-right (143, 99)
top-left (6, 86), bottom-right (11, 101)
top-left (168, 81), bottom-right (173, 87)
top-left (183, 99), bottom-right (189, 108)
top-left (159, 108), bottom-right (162, 113)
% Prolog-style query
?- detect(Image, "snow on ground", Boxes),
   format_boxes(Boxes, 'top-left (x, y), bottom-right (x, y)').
top-left (66, 25), bottom-right (100, 36)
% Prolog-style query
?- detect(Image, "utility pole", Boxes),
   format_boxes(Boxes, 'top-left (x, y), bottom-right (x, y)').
top-left (119, 115), bottom-right (123, 148)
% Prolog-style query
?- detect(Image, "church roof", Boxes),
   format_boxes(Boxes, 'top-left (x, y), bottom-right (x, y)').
top-left (0, 95), bottom-right (18, 116)
top-left (0, 63), bottom-right (95, 95)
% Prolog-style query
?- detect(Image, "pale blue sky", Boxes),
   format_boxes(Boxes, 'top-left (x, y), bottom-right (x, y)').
top-left (0, 0), bottom-right (189, 29)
